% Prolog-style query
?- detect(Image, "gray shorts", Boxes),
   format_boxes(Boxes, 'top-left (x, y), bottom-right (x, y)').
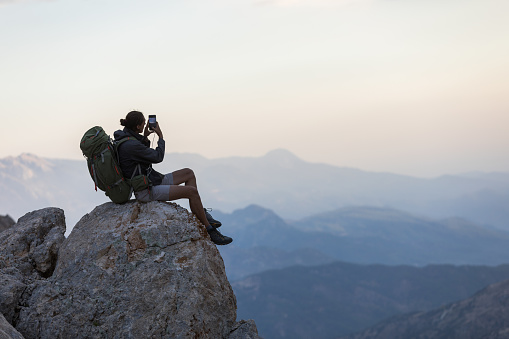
top-left (134, 173), bottom-right (174, 202)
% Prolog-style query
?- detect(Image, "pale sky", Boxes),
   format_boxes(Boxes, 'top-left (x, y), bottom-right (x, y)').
top-left (1, 0), bottom-right (508, 177)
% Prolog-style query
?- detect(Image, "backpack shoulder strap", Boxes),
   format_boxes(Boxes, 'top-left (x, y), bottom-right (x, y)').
top-left (113, 136), bottom-right (134, 155)
top-left (114, 136), bottom-right (132, 147)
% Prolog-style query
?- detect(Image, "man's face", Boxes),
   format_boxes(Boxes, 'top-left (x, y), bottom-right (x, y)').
top-left (137, 119), bottom-right (146, 133)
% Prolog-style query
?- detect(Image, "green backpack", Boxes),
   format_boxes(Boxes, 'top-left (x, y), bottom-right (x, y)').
top-left (80, 126), bottom-right (150, 204)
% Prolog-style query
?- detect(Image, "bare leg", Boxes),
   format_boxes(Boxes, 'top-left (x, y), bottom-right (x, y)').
top-left (166, 185), bottom-right (210, 228)
top-left (172, 168), bottom-right (197, 188)
top-left (164, 173), bottom-right (232, 245)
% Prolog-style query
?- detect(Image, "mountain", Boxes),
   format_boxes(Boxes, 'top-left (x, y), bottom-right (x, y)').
top-left (1, 151), bottom-right (509, 233)
top-left (342, 278), bottom-right (509, 339)
top-left (232, 262), bottom-right (509, 339)
top-left (290, 206), bottom-right (509, 265)
top-left (215, 205), bottom-right (509, 280)
top-left (2, 152), bottom-right (509, 274)
top-left (219, 246), bottom-right (336, 281)
top-left (0, 153), bottom-right (109, 235)
top-left (218, 205), bottom-right (509, 337)
top-left (158, 150), bottom-right (509, 229)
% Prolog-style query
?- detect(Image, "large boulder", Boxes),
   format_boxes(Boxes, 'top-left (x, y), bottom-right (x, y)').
top-left (16, 201), bottom-right (259, 338)
top-left (0, 208), bottom-right (66, 324)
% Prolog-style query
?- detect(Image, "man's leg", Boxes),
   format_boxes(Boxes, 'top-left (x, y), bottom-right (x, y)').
top-left (170, 168), bottom-right (221, 228)
top-left (171, 168), bottom-right (197, 188)
top-left (166, 185), bottom-right (208, 227)
top-left (166, 185), bottom-right (232, 245)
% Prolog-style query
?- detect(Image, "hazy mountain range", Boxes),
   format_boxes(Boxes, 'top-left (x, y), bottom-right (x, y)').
top-left (216, 204), bottom-right (509, 338)
top-left (233, 262), bottom-right (509, 339)
top-left (1, 151), bottom-right (508, 234)
top-left (216, 204), bottom-right (509, 281)
top-left (3, 151), bottom-right (509, 277)
top-left (3, 152), bottom-right (509, 339)
top-left (210, 203), bottom-right (509, 338)
top-left (342, 278), bottom-right (509, 339)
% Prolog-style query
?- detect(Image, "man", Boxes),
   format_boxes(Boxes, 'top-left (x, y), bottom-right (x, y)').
top-left (114, 110), bottom-right (232, 246)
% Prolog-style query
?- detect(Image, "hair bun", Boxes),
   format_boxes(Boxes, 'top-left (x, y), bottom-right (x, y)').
top-left (121, 111), bottom-right (145, 131)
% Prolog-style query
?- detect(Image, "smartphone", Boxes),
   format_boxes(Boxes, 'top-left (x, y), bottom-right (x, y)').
top-left (148, 115), bottom-right (157, 130)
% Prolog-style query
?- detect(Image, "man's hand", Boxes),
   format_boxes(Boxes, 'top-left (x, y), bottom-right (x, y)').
top-left (143, 123), bottom-right (153, 137)
top-left (152, 123), bottom-right (163, 139)
top-left (144, 120), bottom-right (163, 139)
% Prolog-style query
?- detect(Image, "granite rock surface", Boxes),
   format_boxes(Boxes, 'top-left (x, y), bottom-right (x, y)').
top-left (0, 313), bottom-right (24, 339)
top-left (0, 215), bottom-right (15, 233)
top-left (13, 201), bottom-right (259, 339)
top-left (0, 208), bottom-right (66, 324)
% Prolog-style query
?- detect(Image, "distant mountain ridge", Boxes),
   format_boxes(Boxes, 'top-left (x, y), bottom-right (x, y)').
top-left (216, 205), bottom-right (509, 278)
top-left (4, 152), bottom-right (509, 278)
top-left (233, 261), bottom-right (509, 339)
top-left (342, 278), bottom-right (509, 339)
top-left (0, 153), bottom-right (109, 234)
top-left (3, 153), bottom-right (509, 339)
top-left (1, 151), bottom-right (508, 233)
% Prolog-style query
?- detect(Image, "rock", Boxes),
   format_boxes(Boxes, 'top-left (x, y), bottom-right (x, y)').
top-left (0, 208), bottom-right (66, 279)
top-left (0, 208), bottom-right (66, 324)
top-left (0, 215), bottom-right (15, 233)
top-left (16, 201), bottom-right (260, 339)
top-left (229, 319), bottom-right (260, 339)
top-left (0, 313), bottom-right (24, 339)
top-left (0, 273), bottom-right (26, 324)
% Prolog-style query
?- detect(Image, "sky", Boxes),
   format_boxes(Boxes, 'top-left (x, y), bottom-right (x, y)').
top-left (0, 0), bottom-right (508, 178)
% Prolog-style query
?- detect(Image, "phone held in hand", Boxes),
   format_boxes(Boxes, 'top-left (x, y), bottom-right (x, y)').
top-left (148, 115), bottom-right (157, 130)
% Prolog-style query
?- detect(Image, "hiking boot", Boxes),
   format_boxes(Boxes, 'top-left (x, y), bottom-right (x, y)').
top-left (204, 208), bottom-right (222, 228)
top-left (207, 228), bottom-right (232, 245)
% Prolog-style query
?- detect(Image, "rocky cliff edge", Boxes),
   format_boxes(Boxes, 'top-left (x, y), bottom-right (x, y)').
top-left (0, 201), bottom-right (260, 339)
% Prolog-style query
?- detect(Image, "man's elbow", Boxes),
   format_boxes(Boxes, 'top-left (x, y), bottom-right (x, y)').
top-left (153, 154), bottom-right (165, 163)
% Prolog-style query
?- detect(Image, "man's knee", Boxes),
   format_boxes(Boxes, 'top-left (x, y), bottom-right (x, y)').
top-left (186, 186), bottom-right (199, 198)
top-left (184, 168), bottom-right (195, 180)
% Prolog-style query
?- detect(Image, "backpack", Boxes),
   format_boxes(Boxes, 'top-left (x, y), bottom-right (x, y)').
top-left (80, 126), bottom-right (150, 204)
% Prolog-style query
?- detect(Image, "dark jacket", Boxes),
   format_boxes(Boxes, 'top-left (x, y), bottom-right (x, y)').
top-left (113, 128), bottom-right (165, 186)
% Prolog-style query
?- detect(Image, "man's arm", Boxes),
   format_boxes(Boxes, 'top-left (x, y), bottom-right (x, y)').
top-left (128, 139), bottom-right (165, 164)
top-left (144, 122), bottom-right (164, 141)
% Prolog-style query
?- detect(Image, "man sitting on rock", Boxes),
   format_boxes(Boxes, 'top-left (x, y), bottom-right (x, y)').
top-left (114, 110), bottom-right (233, 246)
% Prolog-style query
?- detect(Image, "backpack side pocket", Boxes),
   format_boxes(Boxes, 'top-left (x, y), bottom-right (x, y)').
top-left (129, 175), bottom-right (151, 192)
